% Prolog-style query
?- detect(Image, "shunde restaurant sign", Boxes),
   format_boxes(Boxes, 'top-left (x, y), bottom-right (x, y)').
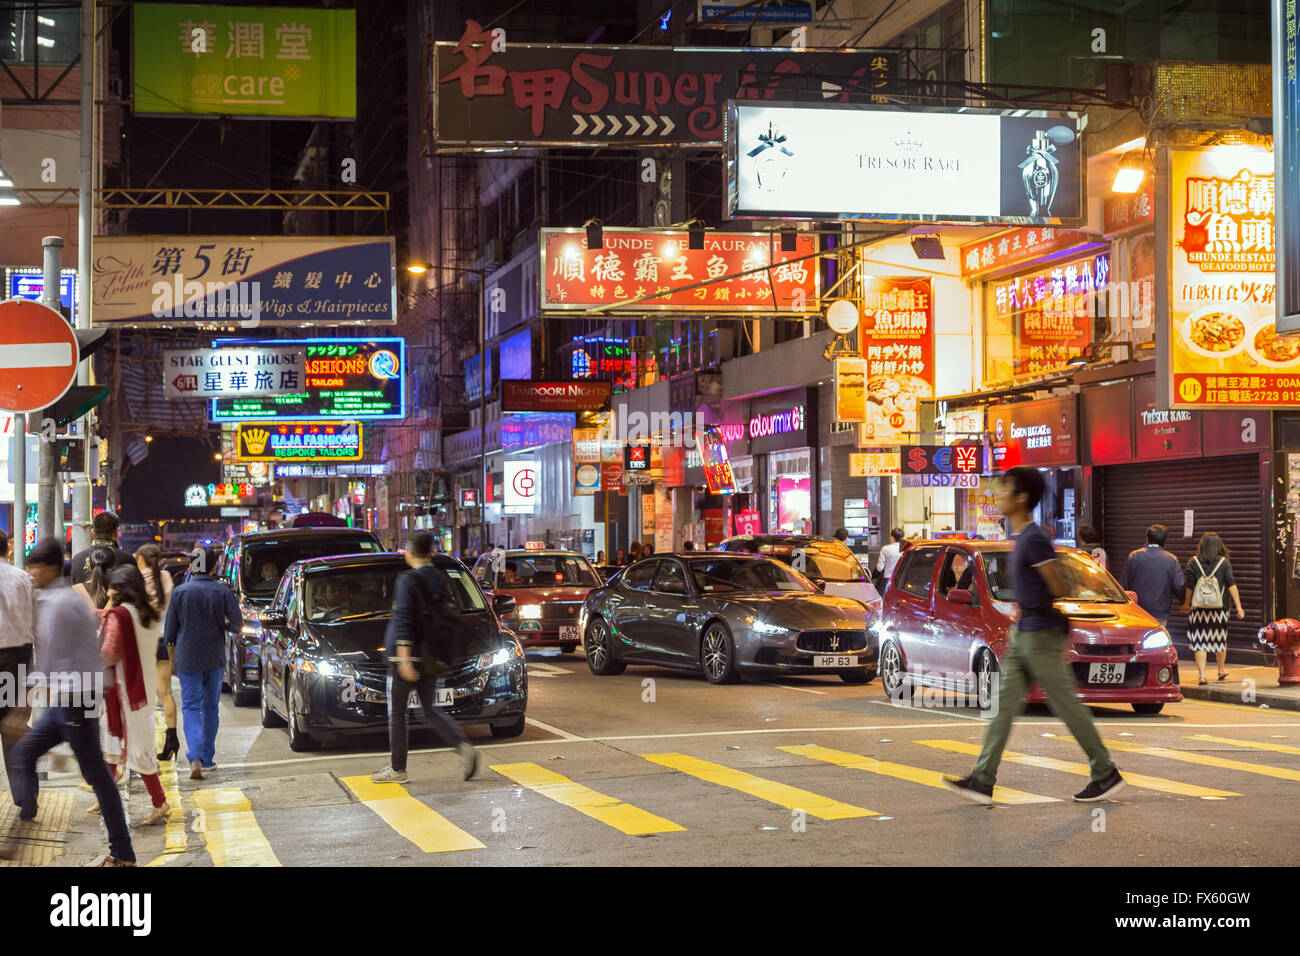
top-left (725, 101), bottom-right (1084, 225)
top-left (434, 21), bottom-right (898, 147)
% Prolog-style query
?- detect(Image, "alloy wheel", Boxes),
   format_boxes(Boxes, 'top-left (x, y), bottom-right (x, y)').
top-left (587, 621), bottom-right (608, 670)
top-left (977, 652), bottom-right (997, 710)
top-left (702, 626), bottom-right (729, 682)
top-left (881, 641), bottom-right (903, 694)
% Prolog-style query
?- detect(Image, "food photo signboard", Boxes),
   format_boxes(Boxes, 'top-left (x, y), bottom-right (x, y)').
top-left (857, 276), bottom-right (934, 443)
top-left (1158, 145), bottom-right (1300, 408)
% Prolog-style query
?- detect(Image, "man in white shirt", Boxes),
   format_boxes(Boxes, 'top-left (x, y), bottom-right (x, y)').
top-left (875, 527), bottom-right (906, 589)
top-left (0, 529), bottom-right (36, 788)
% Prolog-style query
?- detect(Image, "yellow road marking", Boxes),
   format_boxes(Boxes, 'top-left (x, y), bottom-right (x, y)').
top-left (1190, 734), bottom-right (1300, 755)
top-left (778, 744), bottom-right (1059, 805)
top-left (191, 789), bottom-right (282, 867)
top-left (491, 763), bottom-right (685, 835)
top-left (1090, 737), bottom-right (1300, 782)
top-left (641, 752), bottom-right (878, 819)
top-left (916, 739), bottom-right (1240, 799)
top-left (144, 719), bottom-right (186, 866)
top-left (340, 776), bottom-right (485, 853)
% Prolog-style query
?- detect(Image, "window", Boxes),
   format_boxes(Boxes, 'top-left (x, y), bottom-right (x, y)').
top-left (896, 547), bottom-right (942, 598)
top-left (492, 554), bottom-right (602, 588)
top-left (688, 557), bottom-right (815, 593)
top-left (241, 534), bottom-right (381, 598)
top-left (939, 549), bottom-right (978, 605)
top-left (0, 6), bottom-right (80, 65)
top-left (623, 560), bottom-right (658, 591)
top-left (652, 561), bottom-right (687, 594)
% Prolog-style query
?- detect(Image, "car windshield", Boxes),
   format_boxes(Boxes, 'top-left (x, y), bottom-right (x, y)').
top-left (489, 555), bottom-right (602, 589)
top-left (242, 536), bottom-right (380, 597)
top-left (745, 540), bottom-right (867, 582)
top-left (984, 550), bottom-right (1127, 603)
top-left (302, 563), bottom-right (487, 621)
top-left (688, 557), bottom-right (817, 594)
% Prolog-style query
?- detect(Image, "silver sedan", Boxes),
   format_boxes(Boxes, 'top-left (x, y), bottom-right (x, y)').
top-left (579, 553), bottom-right (878, 685)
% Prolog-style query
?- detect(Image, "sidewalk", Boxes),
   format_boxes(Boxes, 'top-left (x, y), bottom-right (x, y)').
top-left (1177, 660), bottom-right (1300, 711)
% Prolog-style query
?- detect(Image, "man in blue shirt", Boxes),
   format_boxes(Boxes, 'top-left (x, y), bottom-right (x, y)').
top-left (1119, 524), bottom-right (1185, 626)
top-left (164, 545), bottom-right (241, 780)
top-left (943, 467), bottom-right (1125, 804)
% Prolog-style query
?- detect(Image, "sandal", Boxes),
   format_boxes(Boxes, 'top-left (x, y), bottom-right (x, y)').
top-left (1197, 677), bottom-right (1208, 686)
top-left (1217, 672), bottom-right (1231, 681)
top-left (87, 802), bottom-right (100, 815)
top-left (142, 802), bottom-right (171, 826)
top-left (97, 856), bottom-right (136, 867)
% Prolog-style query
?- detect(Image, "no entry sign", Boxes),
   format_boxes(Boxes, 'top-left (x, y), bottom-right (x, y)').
top-left (0, 298), bottom-right (78, 414)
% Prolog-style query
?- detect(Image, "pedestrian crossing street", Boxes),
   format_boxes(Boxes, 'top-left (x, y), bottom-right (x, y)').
top-left (136, 729), bottom-right (1300, 864)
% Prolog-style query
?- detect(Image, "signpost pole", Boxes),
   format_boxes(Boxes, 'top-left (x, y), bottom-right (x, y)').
top-left (37, 237), bottom-right (63, 543)
top-left (12, 417), bottom-right (25, 569)
top-left (72, 0), bottom-right (94, 556)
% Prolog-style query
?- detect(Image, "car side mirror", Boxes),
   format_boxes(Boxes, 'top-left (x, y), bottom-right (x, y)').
top-left (1124, 590), bottom-right (1139, 603)
top-left (946, 588), bottom-right (973, 605)
top-left (260, 611), bottom-right (285, 629)
top-left (493, 593), bottom-right (517, 616)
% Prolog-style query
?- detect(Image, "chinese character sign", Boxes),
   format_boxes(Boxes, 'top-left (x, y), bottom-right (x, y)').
top-left (1161, 146), bottom-right (1298, 409)
top-left (958, 227), bottom-right (1097, 278)
top-left (91, 236), bottom-right (395, 326)
top-left (237, 421), bottom-right (363, 461)
top-left (133, 3), bottom-right (356, 118)
top-left (857, 276), bottom-right (934, 443)
top-left (987, 253), bottom-right (1107, 376)
top-left (540, 229), bottom-right (818, 312)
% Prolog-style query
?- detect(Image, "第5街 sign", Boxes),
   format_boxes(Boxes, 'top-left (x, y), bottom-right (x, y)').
top-left (132, 3), bottom-right (356, 118)
top-left (237, 422), bottom-right (363, 462)
top-left (211, 338), bottom-right (404, 422)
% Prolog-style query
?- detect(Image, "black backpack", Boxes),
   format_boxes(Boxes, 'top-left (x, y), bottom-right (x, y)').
top-left (406, 568), bottom-right (461, 677)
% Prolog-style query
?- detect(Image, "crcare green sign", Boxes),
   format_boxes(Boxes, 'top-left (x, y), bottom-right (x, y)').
top-left (133, 3), bottom-right (355, 118)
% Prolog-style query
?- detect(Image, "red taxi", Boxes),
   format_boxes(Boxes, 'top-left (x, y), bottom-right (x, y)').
top-left (878, 539), bottom-right (1182, 714)
top-left (471, 547), bottom-right (603, 653)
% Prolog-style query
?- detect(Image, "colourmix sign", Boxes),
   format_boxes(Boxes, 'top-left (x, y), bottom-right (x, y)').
top-left (725, 101), bottom-right (1085, 225)
top-left (210, 338), bottom-right (404, 421)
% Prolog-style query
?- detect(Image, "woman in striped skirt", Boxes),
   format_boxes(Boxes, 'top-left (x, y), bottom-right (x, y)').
top-left (1180, 532), bottom-right (1245, 685)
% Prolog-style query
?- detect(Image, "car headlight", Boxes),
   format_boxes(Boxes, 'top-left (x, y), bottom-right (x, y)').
top-left (747, 617), bottom-right (791, 636)
top-left (477, 641), bottom-right (524, 670)
top-left (301, 658), bottom-right (355, 679)
top-left (518, 604), bottom-right (543, 620)
top-left (1142, 629), bottom-right (1172, 649)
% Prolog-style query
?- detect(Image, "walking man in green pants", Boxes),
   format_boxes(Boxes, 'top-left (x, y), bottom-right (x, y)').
top-left (942, 466), bottom-right (1126, 804)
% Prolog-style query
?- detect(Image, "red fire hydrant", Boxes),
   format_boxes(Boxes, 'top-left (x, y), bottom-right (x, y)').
top-left (1258, 619), bottom-right (1300, 686)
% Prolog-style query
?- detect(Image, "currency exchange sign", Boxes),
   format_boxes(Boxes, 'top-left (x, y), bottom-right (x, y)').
top-left (433, 20), bottom-right (898, 147)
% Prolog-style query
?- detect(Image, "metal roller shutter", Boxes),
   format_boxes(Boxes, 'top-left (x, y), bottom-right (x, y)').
top-left (1102, 456), bottom-right (1266, 658)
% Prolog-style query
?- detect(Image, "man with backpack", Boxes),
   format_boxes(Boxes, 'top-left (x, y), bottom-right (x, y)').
top-left (370, 530), bottom-right (478, 784)
top-left (1119, 524), bottom-right (1185, 627)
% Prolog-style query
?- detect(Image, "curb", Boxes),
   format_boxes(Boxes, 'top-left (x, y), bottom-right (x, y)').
top-left (1178, 682), bottom-right (1300, 712)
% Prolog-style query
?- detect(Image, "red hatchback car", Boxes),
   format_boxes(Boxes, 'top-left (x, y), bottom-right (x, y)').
top-left (471, 549), bottom-right (603, 653)
top-left (878, 540), bottom-right (1182, 714)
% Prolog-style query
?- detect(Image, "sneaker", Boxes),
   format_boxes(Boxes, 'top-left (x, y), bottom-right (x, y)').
top-left (369, 766), bottom-right (408, 784)
top-left (458, 743), bottom-right (479, 781)
top-left (941, 774), bottom-right (995, 805)
top-left (1073, 769), bottom-right (1126, 802)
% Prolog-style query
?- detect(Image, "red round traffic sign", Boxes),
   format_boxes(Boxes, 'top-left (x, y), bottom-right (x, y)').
top-left (0, 298), bottom-right (78, 414)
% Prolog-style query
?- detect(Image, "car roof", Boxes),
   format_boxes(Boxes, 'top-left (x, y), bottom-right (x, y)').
top-left (294, 552), bottom-right (465, 573)
top-left (235, 527), bottom-right (379, 544)
top-left (483, 549), bottom-right (588, 559)
top-left (723, 534), bottom-right (842, 546)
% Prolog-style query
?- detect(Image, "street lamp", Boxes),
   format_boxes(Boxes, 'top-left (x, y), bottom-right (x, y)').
top-left (406, 261), bottom-right (431, 275)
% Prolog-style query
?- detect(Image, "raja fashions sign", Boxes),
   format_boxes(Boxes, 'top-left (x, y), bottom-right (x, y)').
top-left (434, 22), bottom-right (897, 147)
top-left (92, 236), bottom-right (395, 326)
top-left (725, 102), bottom-right (1084, 224)
top-left (857, 276), bottom-right (934, 443)
top-left (540, 228), bottom-right (818, 312)
top-left (236, 421), bottom-right (362, 462)
top-left (163, 345), bottom-right (303, 399)
top-left (1158, 146), bottom-right (1292, 409)
top-left (132, 3), bottom-right (356, 118)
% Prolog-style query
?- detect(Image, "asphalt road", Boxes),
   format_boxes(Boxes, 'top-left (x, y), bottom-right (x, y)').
top-left (15, 650), bottom-right (1300, 867)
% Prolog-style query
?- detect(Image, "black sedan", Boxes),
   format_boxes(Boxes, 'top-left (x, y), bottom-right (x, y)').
top-left (257, 553), bottom-right (527, 751)
top-left (580, 553), bottom-right (878, 684)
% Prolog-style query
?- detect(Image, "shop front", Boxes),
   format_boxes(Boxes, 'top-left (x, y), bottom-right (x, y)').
top-left (748, 388), bottom-right (816, 535)
top-left (1082, 375), bottom-right (1271, 659)
top-left (987, 393), bottom-right (1081, 543)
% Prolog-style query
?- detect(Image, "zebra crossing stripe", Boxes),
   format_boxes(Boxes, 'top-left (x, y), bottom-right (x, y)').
top-left (191, 788), bottom-right (282, 867)
top-left (1093, 737), bottom-right (1300, 782)
top-left (1189, 734), bottom-right (1300, 755)
top-left (641, 752), bottom-right (878, 819)
top-left (340, 776), bottom-right (485, 853)
top-left (491, 762), bottom-right (685, 835)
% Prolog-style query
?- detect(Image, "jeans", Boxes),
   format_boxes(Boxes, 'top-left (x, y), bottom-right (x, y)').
top-left (387, 670), bottom-right (470, 773)
top-left (10, 704), bottom-right (135, 863)
top-left (179, 668), bottom-right (223, 765)
top-left (0, 644), bottom-right (33, 793)
top-left (972, 625), bottom-right (1116, 787)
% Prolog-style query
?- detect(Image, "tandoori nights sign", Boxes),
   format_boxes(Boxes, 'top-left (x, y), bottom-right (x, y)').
top-left (433, 21), bottom-right (898, 148)
top-left (210, 338), bottom-right (404, 421)
top-left (501, 380), bottom-right (612, 412)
